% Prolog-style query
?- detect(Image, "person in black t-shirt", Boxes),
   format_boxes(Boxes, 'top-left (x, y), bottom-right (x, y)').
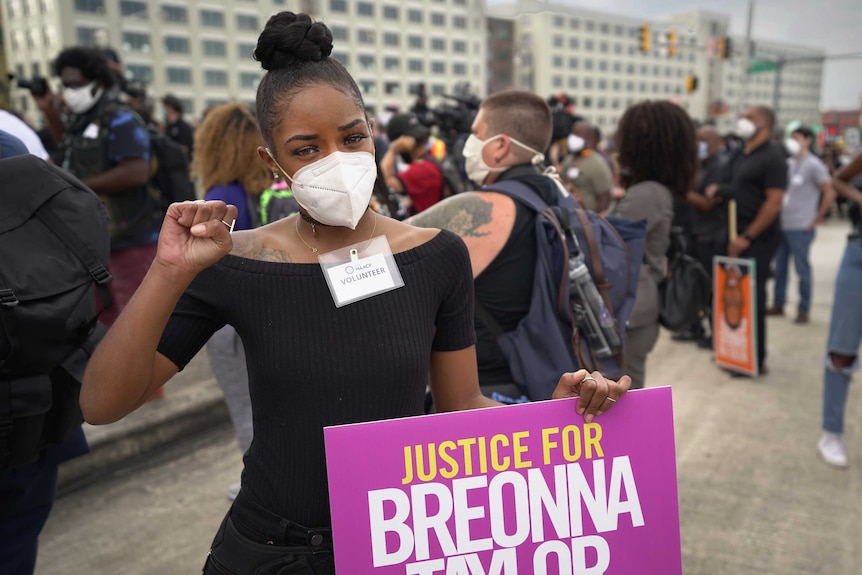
top-left (79, 13), bottom-right (627, 575)
top-left (724, 106), bottom-right (788, 375)
top-left (161, 94), bottom-right (195, 161)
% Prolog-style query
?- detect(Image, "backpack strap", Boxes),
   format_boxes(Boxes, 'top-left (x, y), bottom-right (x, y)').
top-left (483, 179), bottom-right (551, 213)
top-left (34, 207), bottom-right (112, 325)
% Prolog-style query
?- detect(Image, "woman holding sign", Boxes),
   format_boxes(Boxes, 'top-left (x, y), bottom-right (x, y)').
top-left (79, 12), bottom-right (631, 575)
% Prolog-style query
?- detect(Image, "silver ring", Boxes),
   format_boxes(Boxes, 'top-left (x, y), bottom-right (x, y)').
top-left (605, 396), bottom-right (617, 403)
top-left (582, 375), bottom-right (597, 383)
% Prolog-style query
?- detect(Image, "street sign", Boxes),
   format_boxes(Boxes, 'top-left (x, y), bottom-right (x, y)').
top-left (747, 58), bottom-right (778, 73)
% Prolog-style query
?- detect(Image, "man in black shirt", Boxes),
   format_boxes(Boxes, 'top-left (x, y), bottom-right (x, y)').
top-left (161, 94), bottom-right (194, 160)
top-left (725, 106), bottom-right (788, 374)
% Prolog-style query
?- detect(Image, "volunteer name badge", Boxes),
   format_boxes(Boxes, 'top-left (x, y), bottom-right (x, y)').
top-left (320, 235), bottom-right (404, 307)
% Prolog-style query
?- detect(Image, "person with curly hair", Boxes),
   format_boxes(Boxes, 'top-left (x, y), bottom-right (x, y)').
top-left (29, 46), bottom-right (158, 327)
top-left (193, 103), bottom-right (275, 501)
top-left (80, 12), bottom-right (628, 574)
top-left (611, 100), bottom-right (699, 389)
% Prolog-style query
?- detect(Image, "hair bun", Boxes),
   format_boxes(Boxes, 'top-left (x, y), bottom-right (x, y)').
top-left (254, 12), bottom-right (333, 71)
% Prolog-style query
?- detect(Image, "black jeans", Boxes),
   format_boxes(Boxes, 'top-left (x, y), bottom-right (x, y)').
top-left (742, 234), bottom-right (781, 372)
top-left (203, 493), bottom-right (335, 575)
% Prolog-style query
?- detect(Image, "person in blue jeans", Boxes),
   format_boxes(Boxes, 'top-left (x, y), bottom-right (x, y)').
top-left (767, 126), bottom-right (835, 324)
top-left (819, 151), bottom-right (862, 468)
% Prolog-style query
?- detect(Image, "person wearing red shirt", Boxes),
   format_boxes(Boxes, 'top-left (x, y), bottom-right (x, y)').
top-left (380, 113), bottom-right (443, 214)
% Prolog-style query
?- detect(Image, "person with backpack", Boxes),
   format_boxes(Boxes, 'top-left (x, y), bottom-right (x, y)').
top-left (0, 131), bottom-right (107, 574)
top-left (29, 46), bottom-right (158, 327)
top-left (380, 112), bottom-right (445, 214)
top-left (610, 101), bottom-right (699, 389)
top-left (410, 90), bottom-right (641, 401)
top-left (78, 14), bottom-right (626, 573)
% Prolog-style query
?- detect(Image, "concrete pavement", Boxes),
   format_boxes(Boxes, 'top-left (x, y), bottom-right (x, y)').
top-left (41, 218), bottom-right (861, 574)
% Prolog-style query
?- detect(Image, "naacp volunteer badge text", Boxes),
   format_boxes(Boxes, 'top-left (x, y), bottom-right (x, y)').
top-left (326, 253), bottom-right (397, 304)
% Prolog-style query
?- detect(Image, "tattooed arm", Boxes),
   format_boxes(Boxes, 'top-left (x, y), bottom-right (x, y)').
top-left (408, 192), bottom-right (516, 278)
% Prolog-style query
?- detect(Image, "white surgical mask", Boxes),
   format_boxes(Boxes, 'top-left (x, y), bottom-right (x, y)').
top-left (567, 134), bottom-right (586, 153)
top-left (269, 150), bottom-right (376, 230)
top-left (63, 81), bottom-right (103, 114)
top-left (736, 118), bottom-right (757, 141)
top-left (784, 139), bottom-right (802, 157)
top-left (698, 141), bottom-right (709, 161)
top-left (462, 134), bottom-right (545, 186)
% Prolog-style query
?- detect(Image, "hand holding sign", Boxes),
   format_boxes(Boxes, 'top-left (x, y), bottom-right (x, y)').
top-left (552, 370), bottom-right (631, 424)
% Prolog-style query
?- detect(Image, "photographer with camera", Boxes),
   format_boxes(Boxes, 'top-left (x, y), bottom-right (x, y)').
top-left (380, 112), bottom-right (445, 215)
top-left (29, 46), bottom-right (157, 327)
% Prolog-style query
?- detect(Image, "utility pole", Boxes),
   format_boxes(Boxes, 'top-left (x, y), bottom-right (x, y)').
top-left (738, 0), bottom-right (756, 115)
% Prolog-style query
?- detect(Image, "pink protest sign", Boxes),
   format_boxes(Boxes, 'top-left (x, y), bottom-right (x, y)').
top-left (324, 386), bottom-right (681, 574)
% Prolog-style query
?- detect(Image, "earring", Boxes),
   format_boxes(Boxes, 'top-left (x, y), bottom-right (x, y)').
top-left (272, 171), bottom-right (279, 179)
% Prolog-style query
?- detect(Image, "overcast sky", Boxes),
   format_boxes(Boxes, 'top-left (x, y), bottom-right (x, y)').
top-left (488, 0), bottom-right (862, 110)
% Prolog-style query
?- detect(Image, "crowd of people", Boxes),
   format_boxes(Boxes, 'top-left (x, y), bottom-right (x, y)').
top-left (1, 9), bottom-right (861, 575)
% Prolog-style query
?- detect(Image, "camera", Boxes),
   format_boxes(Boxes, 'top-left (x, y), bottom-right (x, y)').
top-left (13, 75), bottom-right (49, 97)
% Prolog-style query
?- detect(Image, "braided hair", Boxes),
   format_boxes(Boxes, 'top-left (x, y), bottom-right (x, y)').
top-left (615, 100), bottom-right (699, 199)
top-left (254, 12), bottom-right (365, 149)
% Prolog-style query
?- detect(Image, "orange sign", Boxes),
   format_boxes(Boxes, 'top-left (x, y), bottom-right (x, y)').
top-left (713, 257), bottom-right (758, 376)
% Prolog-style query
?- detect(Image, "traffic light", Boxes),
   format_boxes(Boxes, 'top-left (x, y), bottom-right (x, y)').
top-left (639, 25), bottom-right (651, 53)
top-left (667, 29), bottom-right (678, 58)
top-left (718, 37), bottom-right (733, 60)
top-left (685, 75), bottom-right (698, 93)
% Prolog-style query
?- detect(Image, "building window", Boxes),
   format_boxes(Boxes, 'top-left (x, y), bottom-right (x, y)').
top-left (408, 35), bottom-right (423, 49)
top-left (568, 77), bottom-right (578, 88)
top-left (383, 5), bottom-right (399, 20)
top-left (626, 81), bottom-right (634, 92)
top-left (358, 54), bottom-right (375, 70)
top-left (408, 9), bottom-right (422, 23)
top-left (384, 81), bottom-right (401, 95)
top-left (553, 56), bottom-right (563, 68)
top-left (161, 5), bottom-right (187, 23)
top-left (236, 14), bottom-right (259, 31)
top-left (613, 62), bottom-right (621, 73)
top-left (585, 59), bottom-right (593, 70)
top-left (200, 9), bottom-right (224, 27)
top-left (640, 64), bottom-right (647, 74)
top-left (357, 1), bottom-right (373, 16)
top-left (332, 26), bottom-right (348, 41)
top-left (166, 67), bottom-right (192, 85)
top-left (553, 35), bottom-right (563, 48)
top-left (453, 63), bottom-right (467, 76)
top-left (569, 38), bottom-right (579, 50)
top-left (358, 80), bottom-right (376, 95)
top-left (570, 18), bottom-right (580, 29)
top-left (126, 64), bottom-right (152, 83)
top-left (383, 32), bottom-right (399, 47)
top-left (237, 42), bottom-right (256, 58)
top-left (384, 57), bottom-right (400, 71)
top-left (330, 0), bottom-right (346, 12)
top-left (75, 0), bottom-right (103, 12)
top-left (583, 97), bottom-right (592, 108)
top-left (331, 52), bottom-right (349, 66)
top-left (554, 15), bottom-right (564, 27)
top-left (358, 30), bottom-right (375, 44)
top-left (205, 69), bottom-right (228, 86)
top-left (202, 39), bottom-right (226, 57)
top-left (431, 84), bottom-right (446, 96)
top-left (431, 38), bottom-right (445, 51)
top-left (585, 21), bottom-right (595, 32)
top-left (408, 59), bottom-right (423, 72)
top-left (431, 61), bottom-right (445, 74)
top-left (599, 60), bottom-right (608, 71)
top-left (585, 40), bottom-right (594, 51)
top-left (453, 15), bottom-right (466, 29)
top-left (165, 35), bottom-right (190, 53)
top-left (453, 40), bottom-right (466, 53)
top-left (599, 41), bottom-right (608, 53)
top-left (584, 78), bottom-right (593, 89)
top-left (239, 72), bottom-right (259, 88)
top-left (121, 0), bottom-right (147, 17)
top-left (76, 26), bottom-right (98, 45)
top-left (553, 76), bottom-right (563, 88)
top-left (205, 98), bottom-right (229, 109)
top-left (569, 57), bottom-right (578, 69)
top-left (600, 23), bottom-right (609, 34)
top-left (598, 79), bottom-right (607, 90)
top-left (612, 81), bottom-right (620, 91)
top-left (122, 32), bottom-right (151, 52)
top-left (431, 13), bottom-right (445, 26)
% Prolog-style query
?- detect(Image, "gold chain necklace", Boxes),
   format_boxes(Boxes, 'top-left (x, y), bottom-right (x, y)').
top-left (295, 211), bottom-right (378, 254)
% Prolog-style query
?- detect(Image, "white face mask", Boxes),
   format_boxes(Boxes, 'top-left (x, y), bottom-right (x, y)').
top-left (785, 138), bottom-right (802, 157)
top-left (736, 118), bottom-right (757, 141)
top-left (567, 134), bottom-right (586, 153)
top-left (63, 81), bottom-right (103, 114)
top-left (462, 134), bottom-right (545, 186)
top-left (268, 150), bottom-right (376, 230)
top-left (698, 141), bottom-right (709, 161)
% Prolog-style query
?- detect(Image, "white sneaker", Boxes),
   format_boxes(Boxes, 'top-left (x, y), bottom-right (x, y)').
top-left (818, 432), bottom-right (849, 468)
top-left (226, 482), bottom-right (241, 502)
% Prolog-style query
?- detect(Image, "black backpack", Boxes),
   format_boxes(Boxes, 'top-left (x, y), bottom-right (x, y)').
top-left (0, 155), bottom-right (111, 470)
top-left (149, 129), bottom-right (196, 211)
top-left (425, 154), bottom-right (466, 199)
top-left (658, 227), bottom-right (712, 331)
